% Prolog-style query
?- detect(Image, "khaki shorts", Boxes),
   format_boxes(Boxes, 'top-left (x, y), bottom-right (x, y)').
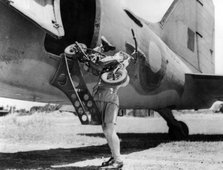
top-left (95, 101), bottom-right (119, 125)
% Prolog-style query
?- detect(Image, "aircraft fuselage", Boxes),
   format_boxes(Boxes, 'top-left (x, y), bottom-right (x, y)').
top-left (0, 0), bottom-right (196, 110)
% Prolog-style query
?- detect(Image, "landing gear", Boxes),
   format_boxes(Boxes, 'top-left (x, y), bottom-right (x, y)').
top-left (156, 109), bottom-right (189, 140)
top-left (168, 121), bottom-right (189, 140)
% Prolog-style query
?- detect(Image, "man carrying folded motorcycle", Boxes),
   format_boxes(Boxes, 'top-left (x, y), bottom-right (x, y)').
top-left (92, 38), bottom-right (130, 169)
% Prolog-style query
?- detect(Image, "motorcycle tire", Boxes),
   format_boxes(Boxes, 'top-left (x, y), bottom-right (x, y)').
top-left (101, 70), bottom-right (127, 86)
top-left (64, 43), bottom-right (87, 58)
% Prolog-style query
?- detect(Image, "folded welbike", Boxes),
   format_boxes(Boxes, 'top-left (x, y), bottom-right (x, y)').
top-left (64, 42), bottom-right (131, 85)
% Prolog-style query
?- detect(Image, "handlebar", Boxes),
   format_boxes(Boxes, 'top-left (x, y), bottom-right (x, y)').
top-left (75, 41), bottom-right (90, 61)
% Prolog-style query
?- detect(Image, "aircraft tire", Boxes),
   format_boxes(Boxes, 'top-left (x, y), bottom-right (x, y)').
top-left (101, 70), bottom-right (127, 86)
top-left (168, 121), bottom-right (189, 140)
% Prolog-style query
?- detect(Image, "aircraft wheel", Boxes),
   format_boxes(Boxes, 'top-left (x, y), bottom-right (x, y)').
top-left (101, 70), bottom-right (127, 86)
top-left (168, 121), bottom-right (189, 140)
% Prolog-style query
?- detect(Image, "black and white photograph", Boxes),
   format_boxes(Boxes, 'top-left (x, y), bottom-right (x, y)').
top-left (0, 0), bottom-right (223, 169)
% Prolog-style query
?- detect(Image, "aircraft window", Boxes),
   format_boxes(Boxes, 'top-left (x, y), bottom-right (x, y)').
top-left (187, 28), bottom-right (195, 52)
top-left (124, 9), bottom-right (143, 27)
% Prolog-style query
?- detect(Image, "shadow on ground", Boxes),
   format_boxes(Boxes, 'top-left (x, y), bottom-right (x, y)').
top-left (1, 133), bottom-right (223, 169)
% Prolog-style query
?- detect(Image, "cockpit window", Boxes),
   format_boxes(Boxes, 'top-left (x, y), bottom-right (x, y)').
top-left (124, 9), bottom-right (143, 27)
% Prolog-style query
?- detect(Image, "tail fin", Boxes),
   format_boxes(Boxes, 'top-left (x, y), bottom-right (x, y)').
top-left (160, 0), bottom-right (215, 74)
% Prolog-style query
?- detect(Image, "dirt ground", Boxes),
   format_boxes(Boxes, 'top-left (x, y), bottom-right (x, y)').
top-left (1, 111), bottom-right (223, 170)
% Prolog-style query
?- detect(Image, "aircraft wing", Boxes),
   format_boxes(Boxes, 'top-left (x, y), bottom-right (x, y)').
top-left (183, 73), bottom-right (223, 109)
top-left (3, 0), bottom-right (64, 37)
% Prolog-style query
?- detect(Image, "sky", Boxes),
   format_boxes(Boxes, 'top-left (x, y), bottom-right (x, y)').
top-left (0, 0), bottom-right (222, 109)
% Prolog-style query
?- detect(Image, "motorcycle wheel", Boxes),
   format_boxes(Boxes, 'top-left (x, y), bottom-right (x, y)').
top-left (64, 43), bottom-right (87, 58)
top-left (101, 70), bottom-right (127, 86)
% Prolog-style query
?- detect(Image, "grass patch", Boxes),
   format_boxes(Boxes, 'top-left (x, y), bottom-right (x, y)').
top-left (0, 112), bottom-right (53, 143)
top-left (0, 111), bottom-right (105, 152)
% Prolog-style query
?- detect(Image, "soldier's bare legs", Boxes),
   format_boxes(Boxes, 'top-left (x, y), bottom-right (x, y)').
top-left (102, 123), bottom-right (121, 161)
